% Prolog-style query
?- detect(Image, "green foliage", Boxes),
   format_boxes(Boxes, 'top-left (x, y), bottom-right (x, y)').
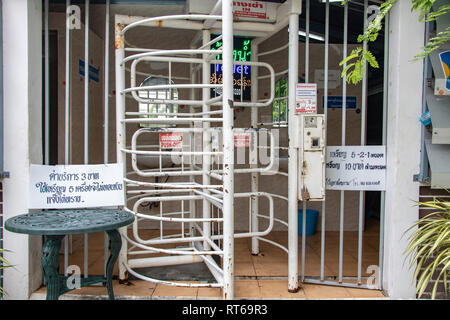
top-left (340, 0), bottom-right (450, 84)
top-left (404, 195), bottom-right (450, 299)
top-left (0, 248), bottom-right (12, 297)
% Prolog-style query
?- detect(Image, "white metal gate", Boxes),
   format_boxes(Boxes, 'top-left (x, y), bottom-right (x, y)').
top-left (44, 0), bottom-right (388, 300)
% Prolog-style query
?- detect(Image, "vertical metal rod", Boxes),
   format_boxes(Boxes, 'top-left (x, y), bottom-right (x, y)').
top-left (103, 0), bottom-right (110, 276)
top-left (222, 0), bottom-right (235, 300)
top-left (419, 20), bottom-right (431, 181)
top-left (320, 0), bottom-right (330, 282)
top-left (358, 0), bottom-right (368, 285)
top-left (189, 51), bottom-right (197, 246)
top-left (379, 12), bottom-right (389, 290)
top-left (288, 11), bottom-right (299, 293)
top-left (339, 2), bottom-right (348, 284)
top-left (301, 0), bottom-right (310, 282)
top-left (64, 0), bottom-right (71, 277)
top-left (44, 0), bottom-right (50, 165)
top-left (305, 0), bottom-right (310, 82)
top-left (83, 0), bottom-right (90, 279)
top-left (115, 20), bottom-right (127, 281)
top-left (202, 30), bottom-right (212, 251)
top-left (251, 42), bottom-right (259, 255)
top-left (104, 0), bottom-right (110, 164)
top-left (301, 201), bottom-right (306, 281)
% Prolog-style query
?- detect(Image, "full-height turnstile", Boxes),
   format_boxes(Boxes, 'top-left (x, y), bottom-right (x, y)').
top-left (114, 0), bottom-right (304, 299)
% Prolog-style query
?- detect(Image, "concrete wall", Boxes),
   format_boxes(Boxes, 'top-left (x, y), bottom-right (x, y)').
top-left (3, 0), bottom-right (43, 300)
top-left (382, 1), bottom-right (424, 299)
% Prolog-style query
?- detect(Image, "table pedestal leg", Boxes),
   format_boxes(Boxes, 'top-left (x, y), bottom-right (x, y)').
top-left (41, 235), bottom-right (65, 300)
top-left (105, 229), bottom-right (122, 300)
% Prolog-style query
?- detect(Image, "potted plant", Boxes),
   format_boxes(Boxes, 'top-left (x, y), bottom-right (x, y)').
top-left (404, 195), bottom-right (450, 299)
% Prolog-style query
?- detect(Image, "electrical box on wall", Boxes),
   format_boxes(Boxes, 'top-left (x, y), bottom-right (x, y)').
top-left (298, 115), bottom-right (326, 201)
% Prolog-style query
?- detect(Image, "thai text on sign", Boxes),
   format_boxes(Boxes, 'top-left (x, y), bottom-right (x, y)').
top-left (160, 132), bottom-right (183, 149)
top-left (29, 164), bottom-right (125, 209)
top-left (296, 83), bottom-right (317, 114)
top-left (325, 146), bottom-right (386, 191)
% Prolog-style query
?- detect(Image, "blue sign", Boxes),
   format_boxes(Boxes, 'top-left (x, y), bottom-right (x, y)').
top-left (439, 50), bottom-right (450, 90)
top-left (79, 59), bottom-right (99, 83)
top-left (323, 96), bottom-right (357, 109)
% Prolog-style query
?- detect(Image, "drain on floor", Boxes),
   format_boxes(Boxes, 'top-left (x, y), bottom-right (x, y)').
top-left (129, 262), bottom-right (216, 282)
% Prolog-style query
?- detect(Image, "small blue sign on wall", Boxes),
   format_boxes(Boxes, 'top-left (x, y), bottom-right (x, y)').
top-left (323, 96), bottom-right (357, 109)
top-left (79, 59), bottom-right (99, 83)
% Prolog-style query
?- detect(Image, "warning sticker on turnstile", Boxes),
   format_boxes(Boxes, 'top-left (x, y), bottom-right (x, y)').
top-left (296, 83), bottom-right (317, 114)
top-left (234, 133), bottom-right (251, 148)
top-left (160, 133), bottom-right (183, 149)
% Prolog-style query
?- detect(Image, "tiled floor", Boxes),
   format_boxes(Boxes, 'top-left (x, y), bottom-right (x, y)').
top-left (31, 220), bottom-right (386, 300)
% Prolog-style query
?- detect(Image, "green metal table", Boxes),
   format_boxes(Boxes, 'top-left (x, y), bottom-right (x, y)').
top-left (5, 209), bottom-right (134, 300)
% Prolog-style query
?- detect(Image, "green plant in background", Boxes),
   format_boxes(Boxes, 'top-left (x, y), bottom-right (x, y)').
top-left (404, 196), bottom-right (450, 299)
top-left (0, 248), bottom-right (12, 297)
top-left (340, 0), bottom-right (450, 84)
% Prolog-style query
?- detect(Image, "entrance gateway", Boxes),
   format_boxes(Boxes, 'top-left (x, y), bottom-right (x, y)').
top-left (42, 0), bottom-right (387, 300)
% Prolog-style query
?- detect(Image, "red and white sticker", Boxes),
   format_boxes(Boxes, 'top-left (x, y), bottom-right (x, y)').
top-left (233, 1), bottom-right (267, 20)
top-left (160, 133), bottom-right (183, 149)
top-left (295, 83), bottom-right (317, 114)
top-left (234, 133), bottom-right (251, 148)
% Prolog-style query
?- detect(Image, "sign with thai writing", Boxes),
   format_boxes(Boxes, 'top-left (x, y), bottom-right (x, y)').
top-left (234, 133), bottom-right (251, 148)
top-left (325, 146), bottom-right (386, 191)
top-left (79, 59), bottom-right (99, 83)
top-left (29, 164), bottom-right (124, 209)
top-left (160, 132), bottom-right (183, 149)
top-left (323, 96), bottom-right (357, 109)
top-left (233, 1), bottom-right (267, 20)
top-left (296, 83), bottom-right (317, 114)
top-left (210, 36), bottom-right (252, 100)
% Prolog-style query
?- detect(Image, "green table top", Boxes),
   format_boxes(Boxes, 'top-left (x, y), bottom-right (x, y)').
top-left (5, 209), bottom-right (134, 236)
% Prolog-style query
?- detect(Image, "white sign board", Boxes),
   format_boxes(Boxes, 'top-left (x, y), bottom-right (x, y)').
top-left (314, 69), bottom-right (341, 89)
top-left (233, 1), bottom-right (268, 20)
top-left (296, 83), bottom-right (317, 114)
top-left (325, 146), bottom-right (386, 191)
top-left (29, 164), bottom-right (125, 209)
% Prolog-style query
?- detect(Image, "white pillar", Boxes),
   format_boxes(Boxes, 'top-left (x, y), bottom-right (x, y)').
top-left (287, 9), bottom-right (299, 293)
top-left (383, 1), bottom-right (424, 299)
top-left (221, 0), bottom-right (235, 300)
top-left (3, 0), bottom-right (43, 299)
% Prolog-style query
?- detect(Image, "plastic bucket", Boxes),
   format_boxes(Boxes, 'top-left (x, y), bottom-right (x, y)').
top-left (298, 209), bottom-right (319, 236)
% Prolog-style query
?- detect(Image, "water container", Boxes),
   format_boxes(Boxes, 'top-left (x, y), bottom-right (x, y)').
top-left (298, 209), bottom-right (319, 236)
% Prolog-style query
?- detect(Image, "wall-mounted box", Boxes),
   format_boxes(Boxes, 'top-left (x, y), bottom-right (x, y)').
top-left (298, 115), bottom-right (326, 201)
top-left (426, 86), bottom-right (450, 144)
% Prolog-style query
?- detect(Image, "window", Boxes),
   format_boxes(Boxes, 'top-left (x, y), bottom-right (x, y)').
top-left (138, 76), bottom-right (178, 128)
top-left (272, 77), bottom-right (288, 126)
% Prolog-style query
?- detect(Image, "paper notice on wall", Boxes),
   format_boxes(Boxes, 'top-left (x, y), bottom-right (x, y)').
top-left (160, 132), bottom-right (183, 149)
top-left (29, 164), bottom-right (125, 209)
top-left (325, 146), bottom-right (386, 191)
top-left (296, 83), bottom-right (317, 114)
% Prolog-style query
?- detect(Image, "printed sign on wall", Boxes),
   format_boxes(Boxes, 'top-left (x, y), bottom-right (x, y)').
top-left (29, 164), bottom-right (125, 209)
top-left (296, 83), bottom-right (317, 114)
top-left (325, 146), bottom-right (386, 191)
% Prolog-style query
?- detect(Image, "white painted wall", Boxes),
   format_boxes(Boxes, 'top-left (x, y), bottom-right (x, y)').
top-left (383, 1), bottom-right (424, 299)
top-left (2, 0), bottom-right (43, 299)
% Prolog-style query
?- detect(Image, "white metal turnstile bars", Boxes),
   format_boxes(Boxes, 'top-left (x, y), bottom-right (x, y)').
top-left (114, 0), bottom-right (303, 300)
